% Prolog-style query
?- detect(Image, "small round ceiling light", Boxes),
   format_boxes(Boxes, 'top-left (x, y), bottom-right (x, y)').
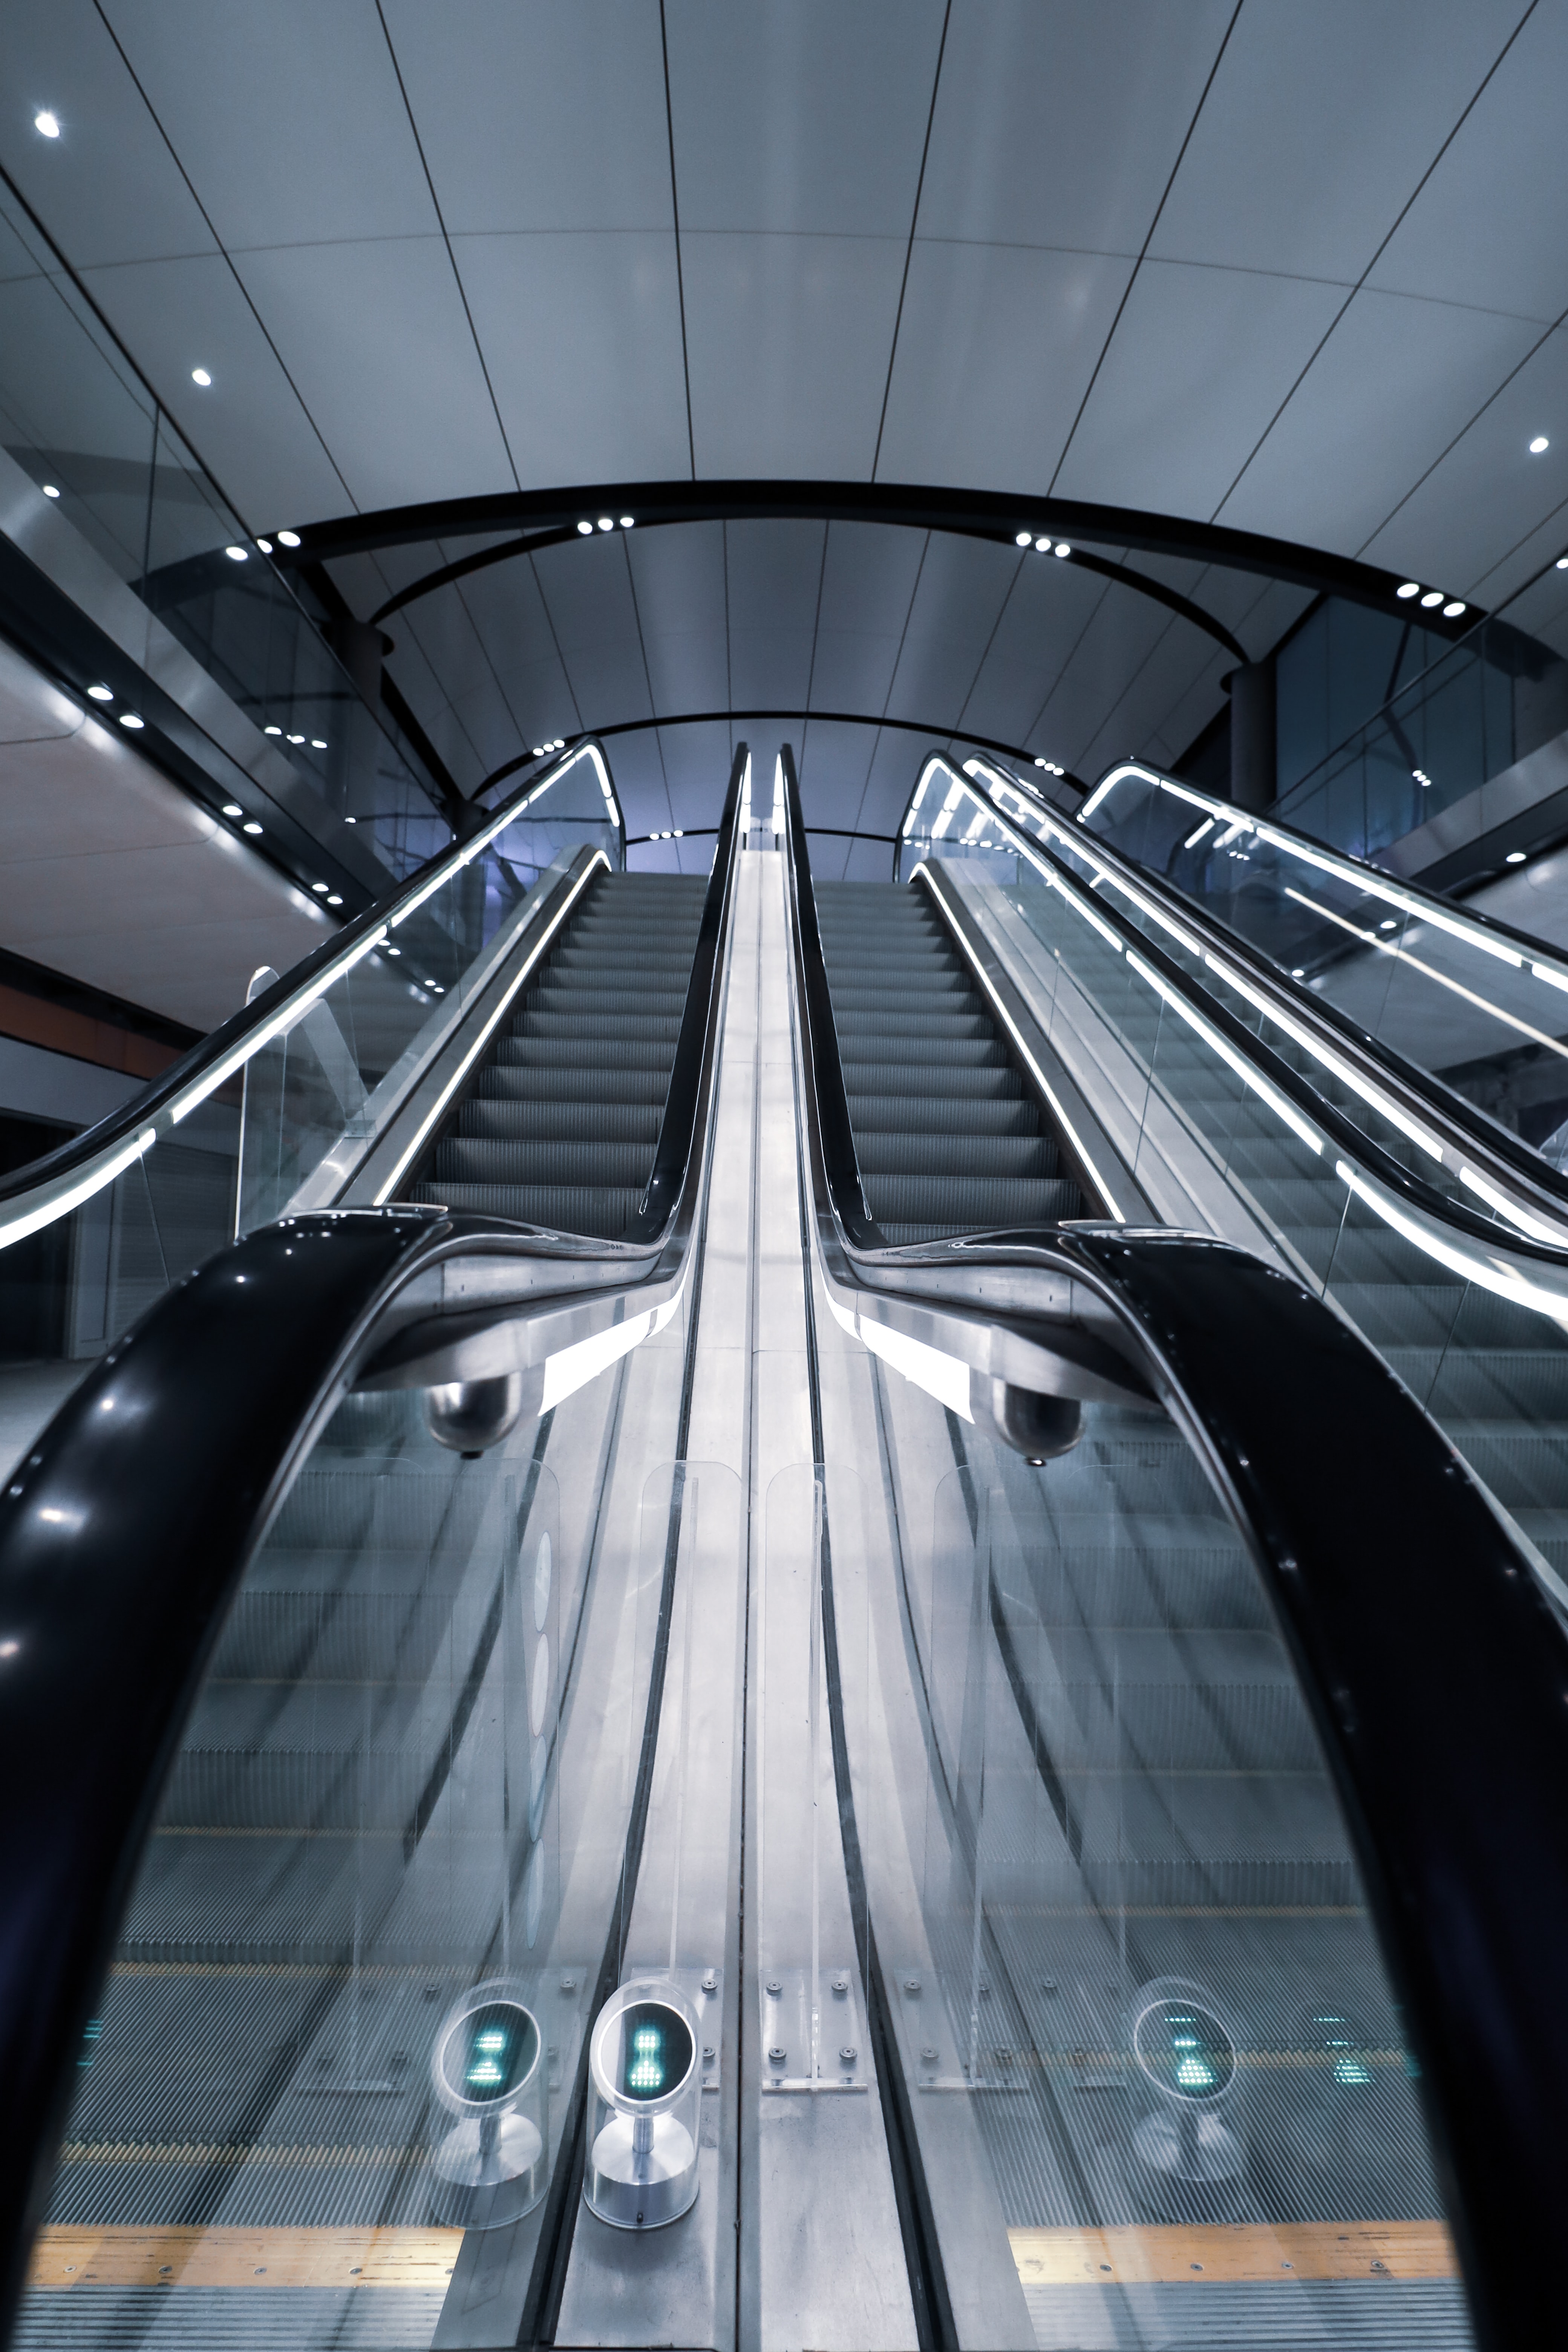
top-left (276, 529), bottom-right (301, 548)
top-left (242, 820), bottom-right (263, 835)
top-left (1396, 581), bottom-right (1420, 599)
top-left (224, 544), bottom-right (247, 562)
top-left (87, 684), bottom-right (113, 702)
top-left (1530, 436), bottom-right (1550, 454)
top-left (191, 368), bottom-right (212, 387)
top-left (1035, 536), bottom-right (1050, 552)
top-left (34, 112), bottom-right (60, 139)
top-left (576, 521), bottom-right (593, 536)
top-left (311, 737), bottom-right (326, 749)
top-left (326, 893), bottom-right (343, 905)
top-left (1054, 542), bottom-right (1071, 557)
top-left (42, 484), bottom-right (60, 498)
top-left (619, 515), bottom-right (634, 528)
top-left (1016, 531), bottom-right (1032, 547)
top-left (531, 746), bottom-right (544, 758)
top-left (1443, 600), bottom-right (1467, 618)
top-left (256, 537), bottom-right (273, 554)
top-left (1558, 557), bottom-right (1568, 571)
top-left (287, 732), bottom-right (305, 744)
top-left (118, 712), bottom-right (144, 729)
top-left (264, 724), bottom-right (282, 736)
top-left (1507, 850), bottom-right (1528, 864)
top-left (1419, 590), bottom-right (1444, 608)
top-left (222, 804), bottom-right (243, 818)
top-left (311, 881), bottom-right (328, 893)
top-left (596, 516), bottom-right (612, 531)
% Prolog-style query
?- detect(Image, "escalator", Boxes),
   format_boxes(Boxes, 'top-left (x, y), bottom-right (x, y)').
top-left (1, 739), bottom-right (1568, 2352)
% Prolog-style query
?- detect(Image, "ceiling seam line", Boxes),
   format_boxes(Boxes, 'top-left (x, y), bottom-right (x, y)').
top-left (952, 550), bottom-right (1027, 735)
top-left (1465, 486), bottom-right (1568, 599)
top-left (527, 552), bottom-right (585, 735)
top-left (447, 571), bottom-right (535, 757)
top-left (1210, 0), bottom-right (1540, 524)
top-left (1045, 0), bottom-right (1245, 498)
top-left (659, 0), bottom-right (697, 481)
top-left (373, 0), bottom-right (521, 493)
top-left (84, 0), bottom-right (357, 524)
top-left (870, 0), bottom-right (952, 483)
top-left (799, 521), bottom-right (833, 791)
top-left (846, 527), bottom-right (932, 843)
top-left (1350, 291), bottom-right (1568, 574)
top-left (1023, 574), bottom-right (1117, 750)
top-left (619, 533), bottom-right (672, 820)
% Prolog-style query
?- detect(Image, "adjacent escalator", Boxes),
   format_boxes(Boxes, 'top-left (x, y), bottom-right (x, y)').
top-left (815, 878), bottom-right (1087, 1242)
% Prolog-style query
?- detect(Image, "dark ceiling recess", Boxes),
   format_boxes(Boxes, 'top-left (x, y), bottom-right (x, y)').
top-left (273, 479), bottom-right (1487, 651)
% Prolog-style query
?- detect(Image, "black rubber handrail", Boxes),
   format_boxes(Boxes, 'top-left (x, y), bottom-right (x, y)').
top-left (781, 751), bottom-right (1568, 2352)
top-left (0, 759), bottom-right (751, 2340)
top-left (0, 737), bottom-right (622, 1222)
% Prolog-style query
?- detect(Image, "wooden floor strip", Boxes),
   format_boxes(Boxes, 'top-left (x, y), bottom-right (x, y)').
top-left (1009, 2219), bottom-right (1457, 2285)
top-left (28, 2226), bottom-right (462, 2291)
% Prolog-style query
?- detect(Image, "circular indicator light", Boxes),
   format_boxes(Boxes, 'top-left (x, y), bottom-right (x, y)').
top-left (1133, 1999), bottom-right (1235, 2102)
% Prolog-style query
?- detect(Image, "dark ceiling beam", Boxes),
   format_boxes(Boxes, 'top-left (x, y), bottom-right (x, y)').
top-left (360, 511), bottom-right (1251, 667)
top-left (274, 477), bottom-right (1485, 642)
top-left (471, 707), bottom-right (1089, 805)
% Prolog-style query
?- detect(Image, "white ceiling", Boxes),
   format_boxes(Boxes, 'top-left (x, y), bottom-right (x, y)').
top-left (2, 0), bottom-right (1567, 865)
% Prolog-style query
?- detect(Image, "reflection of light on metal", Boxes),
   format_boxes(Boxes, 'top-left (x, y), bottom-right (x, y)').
top-left (859, 1317), bottom-right (972, 1419)
top-left (1283, 887), bottom-right (1568, 1061)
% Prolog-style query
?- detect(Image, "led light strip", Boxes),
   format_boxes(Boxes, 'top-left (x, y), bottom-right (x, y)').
top-left (1123, 949), bottom-right (1325, 1156)
top-left (1336, 1160), bottom-right (1568, 1325)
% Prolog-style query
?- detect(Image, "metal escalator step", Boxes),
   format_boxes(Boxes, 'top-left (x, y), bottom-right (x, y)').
top-left (413, 1180), bottom-right (644, 1236)
top-left (432, 1136), bottom-right (654, 1187)
top-left (863, 1174), bottom-right (1082, 1225)
top-left (476, 1062), bottom-right (672, 1103)
top-left (848, 1094), bottom-right (1035, 1135)
top-left (832, 1009), bottom-right (994, 1040)
top-left (457, 1099), bottom-right (662, 1144)
top-left (854, 1133), bottom-right (1058, 1179)
top-left (491, 1036), bottom-right (676, 1073)
top-left (514, 1010), bottom-right (683, 1041)
top-left (842, 1057), bottom-right (1019, 1094)
top-left (841, 1037), bottom-right (1011, 1070)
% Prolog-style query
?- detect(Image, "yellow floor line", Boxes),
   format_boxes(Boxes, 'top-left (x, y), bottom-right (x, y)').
top-left (29, 2226), bottom-right (463, 2291)
top-left (1009, 2219), bottom-right (1457, 2286)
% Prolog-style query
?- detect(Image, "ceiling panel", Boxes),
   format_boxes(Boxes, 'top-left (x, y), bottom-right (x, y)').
top-left (1053, 262), bottom-right (1348, 516)
top-left (105, 0), bottom-right (436, 249)
top-left (876, 241), bottom-right (1133, 493)
top-left (230, 239), bottom-right (514, 510)
top-left (682, 233), bottom-right (903, 478)
top-left (1357, 324), bottom-right (1568, 599)
top-left (625, 521), bottom-right (730, 714)
top-left (384, 0), bottom-right (673, 234)
top-left (667, 0), bottom-right (944, 237)
top-left (802, 524), bottom-right (926, 715)
top-left (0, 0), bottom-right (219, 269)
top-left (724, 518), bottom-right (825, 712)
top-left (1216, 288), bottom-right (1540, 558)
top-left (1149, 0), bottom-right (1521, 283)
top-left (456, 232), bottom-right (690, 485)
top-left (959, 560), bottom-right (1127, 745)
top-left (532, 537), bottom-right (655, 728)
top-left (919, 0), bottom-right (1231, 254)
top-left (79, 254), bottom-right (351, 531)
top-left (884, 534), bottom-right (1017, 721)
top-left (1367, 3), bottom-right (1568, 323)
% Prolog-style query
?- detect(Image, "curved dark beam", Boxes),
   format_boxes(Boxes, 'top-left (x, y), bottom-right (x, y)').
top-left (363, 513), bottom-right (1250, 668)
top-left (274, 478), bottom-right (1487, 642)
top-left (471, 707), bottom-right (1088, 807)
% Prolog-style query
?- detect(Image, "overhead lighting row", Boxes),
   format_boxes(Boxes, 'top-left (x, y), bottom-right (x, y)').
top-left (577, 516), bottom-right (635, 535)
top-left (531, 736), bottom-right (566, 758)
top-left (1033, 758), bottom-right (1066, 776)
top-left (1015, 531), bottom-right (1072, 557)
top-left (1396, 580), bottom-right (1467, 618)
top-left (264, 725), bottom-right (329, 750)
top-left (650, 828), bottom-right (685, 840)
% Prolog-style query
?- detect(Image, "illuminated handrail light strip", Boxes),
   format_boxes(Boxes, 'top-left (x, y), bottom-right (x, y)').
top-left (0, 1130), bottom-right (156, 1251)
top-left (1124, 949), bottom-right (1324, 1156)
top-left (1337, 1160), bottom-right (1568, 1325)
top-left (392, 742), bottom-right (612, 929)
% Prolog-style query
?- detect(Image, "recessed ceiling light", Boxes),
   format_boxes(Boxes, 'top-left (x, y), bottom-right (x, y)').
top-left (620, 515), bottom-right (634, 528)
top-left (243, 821), bottom-right (262, 834)
top-left (256, 537), bottom-right (273, 554)
top-left (553, 737), bottom-right (564, 749)
top-left (118, 712), bottom-right (144, 729)
top-left (1444, 600), bottom-right (1466, 618)
top-left (1379, 918), bottom-right (1397, 931)
top-left (287, 732), bottom-right (305, 744)
top-left (1035, 536), bottom-right (1050, 553)
top-left (344, 815), bottom-right (356, 824)
top-left (1419, 590), bottom-right (1444, 607)
top-left (224, 544), bottom-right (247, 562)
top-left (596, 516), bottom-right (612, 531)
top-left (576, 521), bottom-right (593, 536)
top-left (42, 483), bottom-right (60, 498)
top-left (1558, 557), bottom-right (1568, 571)
top-left (1054, 542), bottom-right (1071, 557)
top-left (1292, 967), bottom-right (1305, 978)
top-left (1507, 849), bottom-right (1528, 863)
top-left (1531, 435), bottom-right (1550, 454)
top-left (264, 724), bottom-right (282, 736)
top-left (311, 880), bottom-right (328, 893)
top-left (311, 737), bottom-right (326, 749)
top-left (222, 803), bottom-right (243, 817)
top-left (673, 827), bottom-right (683, 838)
top-left (326, 893), bottom-right (343, 906)
top-left (1413, 767), bottom-right (1433, 787)
top-left (1016, 531), bottom-right (1032, 547)
top-left (1396, 581), bottom-right (1420, 599)
top-left (532, 746), bottom-right (544, 757)
top-left (191, 368), bottom-right (212, 387)
top-left (87, 684), bottom-right (113, 701)
top-left (34, 112), bottom-right (60, 139)
top-left (276, 529), bottom-right (300, 548)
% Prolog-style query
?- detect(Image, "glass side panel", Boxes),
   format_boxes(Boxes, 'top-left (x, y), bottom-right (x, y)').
top-left (0, 763), bottom-right (623, 1477)
top-left (820, 1292), bottom-right (1479, 2349)
top-left (1072, 766), bottom-right (1568, 1163)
